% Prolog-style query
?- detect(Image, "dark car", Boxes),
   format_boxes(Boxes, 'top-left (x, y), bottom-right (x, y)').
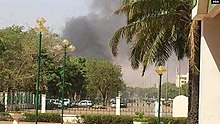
top-left (46, 100), bottom-right (59, 110)
top-left (120, 102), bottom-right (127, 108)
top-left (111, 102), bottom-right (127, 108)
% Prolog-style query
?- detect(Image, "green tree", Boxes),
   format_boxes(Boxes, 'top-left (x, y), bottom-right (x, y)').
top-left (0, 26), bottom-right (38, 109)
top-left (162, 82), bottom-right (178, 99)
top-left (85, 59), bottom-right (125, 105)
top-left (145, 87), bottom-right (158, 99)
top-left (0, 26), bottom-right (70, 108)
top-left (64, 57), bottom-right (87, 99)
top-left (42, 49), bottom-right (87, 100)
top-left (0, 26), bottom-right (24, 92)
top-left (181, 83), bottom-right (188, 96)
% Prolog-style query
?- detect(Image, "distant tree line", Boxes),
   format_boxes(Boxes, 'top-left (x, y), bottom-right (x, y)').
top-left (123, 82), bottom-right (188, 101)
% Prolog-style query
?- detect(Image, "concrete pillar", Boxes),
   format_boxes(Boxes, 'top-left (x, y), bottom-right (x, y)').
top-left (32, 94), bottom-right (35, 104)
top-left (41, 94), bottom-right (46, 113)
top-left (116, 97), bottom-right (120, 115)
top-left (154, 101), bottom-right (162, 117)
top-left (5, 92), bottom-right (8, 111)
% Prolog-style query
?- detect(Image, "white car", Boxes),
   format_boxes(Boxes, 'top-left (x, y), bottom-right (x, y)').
top-left (63, 99), bottom-right (71, 106)
top-left (76, 100), bottom-right (93, 107)
top-left (53, 99), bottom-right (61, 106)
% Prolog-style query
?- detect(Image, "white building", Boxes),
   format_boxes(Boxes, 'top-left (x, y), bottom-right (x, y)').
top-left (193, 0), bottom-right (220, 123)
top-left (175, 73), bottom-right (189, 87)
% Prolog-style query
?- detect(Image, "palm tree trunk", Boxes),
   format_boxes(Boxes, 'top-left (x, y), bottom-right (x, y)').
top-left (102, 93), bottom-right (106, 106)
top-left (11, 90), bottom-right (15, 111)
top-left (187, 21), bottom-right (201, 124)
top-left (2, 91), bottom-right (5, 111)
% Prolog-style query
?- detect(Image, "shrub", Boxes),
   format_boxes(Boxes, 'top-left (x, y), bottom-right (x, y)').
top-left (14, 106), bottom-right (20, 112)
top-left (133, 116), bottom-right (186, 124)
top-left (0, 104), bottom-right (5, 112)
top-left (22, 112), bottom-right (61, 123)
top-left (0, 112), bottom-right (13, 121)
top-left (135, 112), bottom-right (144, 119)
top-left (133, 116), bottom-right (157, 123)
top-left (83, 114), bottom-right (133, 124)
top-left (162, 117), bottom-right (187, 124)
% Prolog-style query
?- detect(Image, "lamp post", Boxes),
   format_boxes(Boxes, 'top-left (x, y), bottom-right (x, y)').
top-left (155, 66), bottom-right (166, 124)
top-left (34, 17), bottom-right (47, 124)
top-left (55, 39), bottom-right (75, 124)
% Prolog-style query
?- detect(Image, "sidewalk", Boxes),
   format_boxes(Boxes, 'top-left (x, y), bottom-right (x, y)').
top-left (0, 121), bottom-right (60, 124)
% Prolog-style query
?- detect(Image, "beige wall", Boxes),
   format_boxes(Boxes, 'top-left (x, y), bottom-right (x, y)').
top-left (199, 13), bottom-right (220, 124)
top-left (203, 14), bottom-right (220, 70)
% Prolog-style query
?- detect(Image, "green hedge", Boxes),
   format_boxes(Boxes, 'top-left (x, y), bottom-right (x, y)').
top-left (83, 114), bottom-right (133, 124)
top-left (0, 112), bottom-right (13, 121)
top-left (161, 117), bottom-right (187, 124)
top-left (22, 113), bottom-right (61, 123)
top-left (17, 112), bottom-right (187, 124)
top-left (133, 116), bottom-right (157, 123)
top-left (133, 116), bottom-right (187, 124)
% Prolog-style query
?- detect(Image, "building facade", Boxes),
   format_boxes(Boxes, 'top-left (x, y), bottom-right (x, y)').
top-left (175, 73), bottom-right (189, 87)
top-left (192, 0), bottom-right (220, 123)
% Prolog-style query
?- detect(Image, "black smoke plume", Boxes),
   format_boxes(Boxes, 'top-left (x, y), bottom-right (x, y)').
top-left (62, 0), bottom-right (124, 59)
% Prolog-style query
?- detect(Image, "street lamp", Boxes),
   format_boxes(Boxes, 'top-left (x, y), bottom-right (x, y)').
top-left (34, 17), bottom-right (47, 124)
top-left (155, 66), bottom-right (166, 124)
top-left (55, 39), bottom-right (75, 124)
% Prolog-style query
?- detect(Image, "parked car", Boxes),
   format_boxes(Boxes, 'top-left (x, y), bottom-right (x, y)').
top-left (70, 100), bottom-right (78, 108)
top-left (52, 99), bottom-right (62, 106)
top-left (46, 100), bottom-right (59, 110)
top-left (63, 99), bottom-right (71, 107)
top-left (76, 100), bottom-right (93, 107)
top-left (111, 102), bottom-right (127, 108)
top-left (92, 104), bottom-right (107, 109)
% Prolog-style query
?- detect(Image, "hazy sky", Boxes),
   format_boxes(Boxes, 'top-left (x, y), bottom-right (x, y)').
top-left (0, 0), bottom-right (189, 87)
top-left (0, 0), bottom-right (90, 33)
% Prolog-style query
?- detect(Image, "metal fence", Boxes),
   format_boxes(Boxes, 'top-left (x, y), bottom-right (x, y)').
top-left (20, 102), bottom-right (173, 117)
top-left (1, 92), bottom-right (173, 116)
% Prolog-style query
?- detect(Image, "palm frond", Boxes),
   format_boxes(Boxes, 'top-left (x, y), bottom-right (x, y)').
top-left (110, 0), bottom-right (192, 75)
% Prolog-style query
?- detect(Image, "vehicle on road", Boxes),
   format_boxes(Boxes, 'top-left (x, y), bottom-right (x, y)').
top-left (111, 102), bottom-right (127, 108)
top-left (92, 104), bottom-right (107, 109)
top-left (76, 100), bottom-right (93, 108)
top-left (70, 100), bottom-right (78, 108)
top-left (46, 100), bottom-right (59, 110)
top-left (52, 99), bottom-right (62, 106)
top-left (63, 99), bottom-right (71, 107)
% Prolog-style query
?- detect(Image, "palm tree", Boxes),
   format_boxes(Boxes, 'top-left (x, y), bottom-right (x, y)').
top-left (109, 0), bottom-right (200, 123)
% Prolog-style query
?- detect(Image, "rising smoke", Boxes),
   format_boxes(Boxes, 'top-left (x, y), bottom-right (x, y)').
top-left (62, 0), bottom-right (125, 59)
top-left (62, 0), bottom-right (145, 87)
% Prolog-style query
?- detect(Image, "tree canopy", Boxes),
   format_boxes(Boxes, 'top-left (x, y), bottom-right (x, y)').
top-left (85, 59), bottom-right (126, 105)
top-left (0, 26), bottom-right (126, 104)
